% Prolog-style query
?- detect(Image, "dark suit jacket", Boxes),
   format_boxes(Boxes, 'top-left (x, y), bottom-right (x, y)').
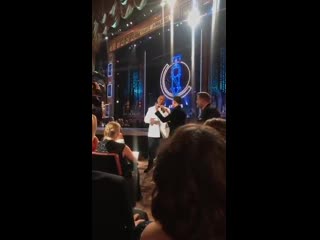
top-left (155, 105), bottom-right (186, 136)
top-left (92, 171), bottom-right (135, 240)
top-left (198, 104), bottom-right (221, 122)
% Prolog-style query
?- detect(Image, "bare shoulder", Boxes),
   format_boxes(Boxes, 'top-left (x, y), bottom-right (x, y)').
top-left (141, 222), bottom-right (172, 240)
top-left (124, 144), bottom-right (132, 152)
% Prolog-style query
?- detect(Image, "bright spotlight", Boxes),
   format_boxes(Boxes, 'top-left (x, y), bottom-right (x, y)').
top-left (187, 7), bottom-right (200, 28)
top-left (105, 36), bottom-right (108, 40)
top-left (167, 0), bottom-right (176, 7)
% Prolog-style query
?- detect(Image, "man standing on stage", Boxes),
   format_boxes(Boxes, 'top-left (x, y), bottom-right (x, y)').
top-left (144, 95), bottom-right (170, 173)
top-left (155, 96), bottom-right (186, 136)
top-left (196, 92), bottom-right (221, 122)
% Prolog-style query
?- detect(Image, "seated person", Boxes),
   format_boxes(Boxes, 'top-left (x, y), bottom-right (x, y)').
top-left (141, 124), bottom-right (226, 240)
top-left (92, 114), bottom-right (99, 151)
top-left (96, 121), bottom-right (141, 201)
top-left (204, 118), bottom-right (226, 141)
top-left (92, 171), bottom-right (150, 240)
top-left (115, 130), bottom-right (125, 143)
top-left (97, 121), bottom-right (137, 175)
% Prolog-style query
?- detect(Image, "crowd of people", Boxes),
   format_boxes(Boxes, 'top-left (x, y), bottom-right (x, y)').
top-left (92, 91), bottom-right (226, 240)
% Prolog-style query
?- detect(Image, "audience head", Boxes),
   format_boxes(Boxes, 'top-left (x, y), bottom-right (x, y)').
top-left (196, 92), bottom-right (212, 109)
top-left (172, 96), bottom-right (182, 108)
top-left (92, 82), bottom-right (100, 95)
top-left (103, 121), bottom-right (121, 140)
top-left (157, 95), bottom-right (166, 105)
top-left (92, 114), bottom-right (97, 141)
top-left (152, 124), bottom-right (226, 240)
top-left (204, 118), bottom-right (226, 141)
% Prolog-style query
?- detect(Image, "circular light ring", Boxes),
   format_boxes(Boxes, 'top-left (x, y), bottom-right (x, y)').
top-left (160, 61), bottom-right (192, 100)
top-left (160, 64), bottom-right (173, 99)
top-left (160, 64), bottom-right (174, 98)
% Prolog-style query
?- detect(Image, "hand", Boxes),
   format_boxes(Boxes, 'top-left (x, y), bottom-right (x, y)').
top-left (134, 213), bottom-right (145, 227)
top-left (150, 118), bottom-right (155, 125)
top-left (155, 104), bottom-right (159, 111)
top-left (160, 106), bottom-right (168, 113)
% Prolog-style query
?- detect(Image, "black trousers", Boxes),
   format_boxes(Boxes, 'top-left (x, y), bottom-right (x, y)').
top-left (147, 137), bottom-right (161, 168)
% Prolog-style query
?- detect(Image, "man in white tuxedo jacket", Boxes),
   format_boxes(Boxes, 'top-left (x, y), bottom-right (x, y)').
top-left (144, 95), bottom-right (170, 172)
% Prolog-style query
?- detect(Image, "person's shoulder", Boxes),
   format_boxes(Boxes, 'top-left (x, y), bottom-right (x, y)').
top-left (141, 221), bottom-right (171, 240)
top-left (93, 136), bottom-right (99, 142)
top-left (112, 140), bottom-right (125, 148)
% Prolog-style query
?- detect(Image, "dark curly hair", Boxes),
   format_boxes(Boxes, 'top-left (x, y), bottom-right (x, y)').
top-left (151, 124), bottom-right (226, 240)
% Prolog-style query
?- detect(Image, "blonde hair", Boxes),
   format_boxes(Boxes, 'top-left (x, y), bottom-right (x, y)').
top-left (92, 114), bottom-right (97, 141)
top-left (103, 121), bottom-right (121, 140)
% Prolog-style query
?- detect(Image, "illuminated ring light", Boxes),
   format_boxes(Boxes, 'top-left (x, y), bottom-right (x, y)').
top-left (160, 61), bottom-right (192, 100)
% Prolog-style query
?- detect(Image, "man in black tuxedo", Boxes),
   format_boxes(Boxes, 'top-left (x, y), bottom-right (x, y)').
top-left (196, 92), bottom-right (221, 122)
top-left (155, 96), bottom-right (186, 136)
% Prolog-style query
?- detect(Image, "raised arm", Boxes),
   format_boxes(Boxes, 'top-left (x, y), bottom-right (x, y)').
top-left (155, 110), bottom-right (171, 123)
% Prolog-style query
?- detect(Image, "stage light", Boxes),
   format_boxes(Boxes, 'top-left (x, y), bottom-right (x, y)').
top-left (150, 9), bottom-right (153, 13)
top-left (111, 33), bottom-right (114, 36)
top-left (160, 1), bottom-right (166, 7)
top-left (149, 36), bottom-right (152, 39)
top-left (116, 100), bottom-right (119, 103)
top-left (187, 7), bottom-right (200, 28)
top-left (130, 21), bottom-right (133, 25)
top-left (101, 13), bottom-right (106, 24)
top-left (176, 23), bottom-right (179, 27)
top-left (167, 28), bottom-right (170, 31)
top-left (105, 36), bottom-right (108, 40)
top-left (167, 0), bottom-right (176, 8)
top-left (144, 14), bottom-right (146, 17)
top-left (134, 44), bottom-right (137, 47)
top-left (126, 23), bottom-right (129, 27)
top-left (102, 26), bottom-right (107, 35)
top-left (159, 32), bottom-right (161, 35)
